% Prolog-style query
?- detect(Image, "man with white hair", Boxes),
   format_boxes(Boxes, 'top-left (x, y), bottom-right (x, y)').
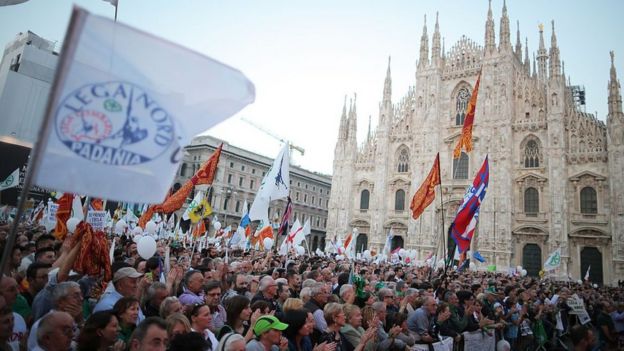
top-left (304, 282), bottom-right (329, 339)
top-left (251, 276), bottom-right (280, 312)
top-left (36, 311), bottom-right (74, 351)
top-left (28, 281), bottom-right (83, 351)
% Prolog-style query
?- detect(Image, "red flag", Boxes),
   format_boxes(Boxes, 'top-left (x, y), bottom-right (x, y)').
top-left (90, 198), bottom-right (104, 211)
top-left (192, 220), bottom-right (206, 238)
top-left (54, 193), bottom-right (74, 240)
top-left (453, 71), bottom-right (481, 158)
top-left (139, 144), bottom-right (223, 228)
top-left (343, 232), bottom-right (353, 250)
top-left (410, 153), bottom-right (441, 220)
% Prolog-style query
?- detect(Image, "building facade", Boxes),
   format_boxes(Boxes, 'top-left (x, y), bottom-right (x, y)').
top-left (176, 135), bottom-right (332, 251)
top-left (327, 3), bottom-right (624, 284)
top-left (0, 31), bottom-right (58, 144)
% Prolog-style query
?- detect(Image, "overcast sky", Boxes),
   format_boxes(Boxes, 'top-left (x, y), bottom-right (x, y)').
top-left (1, 0), bottom-right (622, 175)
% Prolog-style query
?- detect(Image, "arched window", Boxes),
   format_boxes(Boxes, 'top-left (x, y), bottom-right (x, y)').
top-left (453, 152), bottom-right (469, 179)
top-left (524, 187), bottom-right (539, 215)
top-left (395, 190), bottom-right (405, 211)
top-left (524, 140), bottom-right (540, 168)
top-left (180, 163), bottom-right (188, 177)
top-left (580, 187), bottom-right (597, 214)
top-left (455, 87), bottom-right (471, 125)
top-left (360, 190), bottom-right (370, 210)
top-left (397, 148), bottom-right (409, 173)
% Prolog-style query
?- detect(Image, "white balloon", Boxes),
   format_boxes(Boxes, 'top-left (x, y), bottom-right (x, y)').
top-left (66, 217), bottom-right (81, 233)
top-left (137, 236), bottom-right (157, 259)
top-left (115, 219), bottom-right (127, 234)
top-left (133, 234), bottom-right (143, 243)
top-left (263, 238), bottom-right (273, 250)
top-left (469, 262), bottom-right (477, 271)
top-left (132, 227), bottom-right (143, 236)
top-left (145, 221), bottom-right (157, 234)
top-left (592, 283), bottom-right (598, 288)
top-left (577, 279), bottom-right (583, 284)
top-left (516, 265), bottom-right (523, 272)
top-left (336, 255), bottom-right (344, 261)
top-left (295, 246), bottom-right (305, 255)
top-left (496, 340), bottom-right (510, 351)
top-left (521, 269), bottom-right (528, 277)
top-left (213, 221), bottom-right (222, 230)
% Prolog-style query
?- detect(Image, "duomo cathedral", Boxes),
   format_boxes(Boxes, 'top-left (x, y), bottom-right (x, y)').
top-left (326, 1), bottom-right (624, 285)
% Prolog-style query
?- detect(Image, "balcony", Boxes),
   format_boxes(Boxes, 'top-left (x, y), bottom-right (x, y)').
top-left (570, 213), bottom-right (609, 226)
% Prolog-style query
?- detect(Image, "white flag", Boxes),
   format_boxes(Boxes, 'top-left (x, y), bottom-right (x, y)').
top-left (71, 195), bottom-right (84, 221)
top-left (101, 0), bottom-right (117, 6)
top-left (544, 248), bottom-right (561, 271)
top-left (382, 228), bottom-right (394, 256)
top-left (249, 143), bottom-right (290, 223)
top-left (0, 169), bottom-right (19, 191)
top-left (33, 7), bottom-right (255, 203)
top-left (302, 219), bottom-right (311, 237)
top-left (584, 265), bottom-right (591, 281)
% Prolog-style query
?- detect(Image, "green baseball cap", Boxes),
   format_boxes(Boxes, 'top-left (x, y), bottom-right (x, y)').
top-left (253, 315), bottom-right (289, 336)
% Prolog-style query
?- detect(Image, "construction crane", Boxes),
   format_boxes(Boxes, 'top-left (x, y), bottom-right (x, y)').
top-left (240, 117), bottom-right (305, 158)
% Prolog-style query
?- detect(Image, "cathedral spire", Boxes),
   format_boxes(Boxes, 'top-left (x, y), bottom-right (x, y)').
top-left (442, 37), bottom-right (446, 60)
top-left (549, 20), bottom-right (561, 79)
top-left (484, 0), bottom-right (496, 55)
top-left (499, 0), bottom-right (511, 51)
top-left (431, 12), bottom-right (441, 65)
top-left (537, 23), bottom-right (548, 83)
top-left (533, 53), bottom-right (537, 78)
top-left (418, 14), bottom-right (429, 68)
top-left (515, 20), bottom-right (522, 59)
top-left (383, 56), bottom-right (392, 107)
top-left (348, 93), bottom-right (358, 145)
top-left (524, 37), bottom-right (531, 75)
top-left (608, 51), bottom-right (623, 118)
top-left (339, 95), bottom-right (348, 139)
top-left (367, 115), bottom-right (372, 142)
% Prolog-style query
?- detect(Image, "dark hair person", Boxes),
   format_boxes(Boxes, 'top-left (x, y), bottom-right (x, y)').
top-left (77, 311), bottom-right (125, 351)
top-left (218, 295), bottom-right (257, 341)
top-left (112, 296), bottom-right (141, 344)
top-left (283, 309), bottom-right (314, 351)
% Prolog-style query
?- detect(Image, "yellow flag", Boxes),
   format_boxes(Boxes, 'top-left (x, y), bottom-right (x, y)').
top-left (188, 198), bottom-right (212, 224)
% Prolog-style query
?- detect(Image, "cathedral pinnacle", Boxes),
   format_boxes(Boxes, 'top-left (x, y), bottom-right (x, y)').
top-left (432, 12), bottom-right (441, 65)
top-left (537, 23), bottom-right (548, 83)
top-left (499, 0), bottom-right (511, 51)
top-left (367, 115), bottom-right (372, 142)
top-left (383, 56), bottom-right (392, 106)
top-left (515, 20), bottom-right (522, 59)
top-left (339, 95), bottom-right (348, 140)
top-left (524, 37), bottom-right (530, 75)
top-left (549, 20), bottom-right (561, 79)
top-left (418, 14), bottom-right (429, 68)
top-left (484, 0), bottom-right (496, 55)
top-left (608, 51), bottom-right (623, 117)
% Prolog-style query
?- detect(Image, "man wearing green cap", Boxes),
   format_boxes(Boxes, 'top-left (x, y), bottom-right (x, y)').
top-left (246, 315), bottom-right (289, 351)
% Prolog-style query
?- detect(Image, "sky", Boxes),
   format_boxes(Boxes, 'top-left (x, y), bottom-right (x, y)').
top-left (1, 0), bottom-right (623, 175)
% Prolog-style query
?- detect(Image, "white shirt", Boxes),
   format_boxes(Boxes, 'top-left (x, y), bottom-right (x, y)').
top-left (9, 312), bottom-right (26, 351)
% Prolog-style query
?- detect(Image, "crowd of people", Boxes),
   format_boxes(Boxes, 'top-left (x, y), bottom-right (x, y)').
top-left (1, 222), bottom-right (624, 351)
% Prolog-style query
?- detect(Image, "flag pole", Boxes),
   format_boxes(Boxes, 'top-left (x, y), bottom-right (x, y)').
top-left (114, 1), bottom-right (118, 22)
top-left (0, 9), bottom-right (83, 276)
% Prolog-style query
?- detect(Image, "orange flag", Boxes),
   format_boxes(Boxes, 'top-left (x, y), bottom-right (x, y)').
top-left (253, 225), bottom-right (273, 248)
top-left (90, 198), bottom-right (104, 211)
top-left (343, 232), bottom-right (353, 250)
top-left (410, 153), bottom-right (441, 220)
top-left (193, 220), bottom-right (206, 238)
top-left (138, 144), bottom-right (223, 228)
top-left (54, 193), bottom-right (74, 240)
top-left (453, 71), bottom-right (481, 158)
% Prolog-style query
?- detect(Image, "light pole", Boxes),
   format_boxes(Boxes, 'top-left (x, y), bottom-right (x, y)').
top-left (223, 186), bottom-right (233, 229)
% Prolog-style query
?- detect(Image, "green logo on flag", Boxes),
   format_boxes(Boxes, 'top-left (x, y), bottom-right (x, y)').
top-left (548, 252), bottom-right (560, 266)
top-left (0, 175), bottom-right (13, 187)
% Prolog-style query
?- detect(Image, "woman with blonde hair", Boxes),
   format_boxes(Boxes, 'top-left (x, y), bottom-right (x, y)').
top-left (321, 303), bottom-right (376, 351)
top-left (166, 313), bottom-right (192, 340)
top-left (283, 298), bottom-right (305, 312)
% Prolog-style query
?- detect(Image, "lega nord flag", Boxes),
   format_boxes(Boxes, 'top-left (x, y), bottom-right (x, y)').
top-left (543, 248), bottom-right (561, 271)
top-left (0, 168), bottom-right (19, 191)
top-left (33, 7), bottom-right (254, 203)
top-left (410, 153), bottom-right (441, 220)
top-left (453, 71), bottom-right (481, 158)
top-left (249, 142), bottom-right (290, 224)
top-left (450, 155), bottom-right (489, 253)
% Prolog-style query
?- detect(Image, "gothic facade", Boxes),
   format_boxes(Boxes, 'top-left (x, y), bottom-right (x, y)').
top-left (327, 2), bottom-right (624, 285)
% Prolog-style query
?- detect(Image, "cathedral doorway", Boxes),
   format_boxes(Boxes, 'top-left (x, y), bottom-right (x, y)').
top-left (312, 236), bottom-right (319, 251)
top-left (522, 244), bottom-right (541, 277)
top-left (391, 236), bottom-right (404, 251)
top-left (356, 233), bottom-right (368, 253)
top-left (581, 247), bottom-right (603, 285)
